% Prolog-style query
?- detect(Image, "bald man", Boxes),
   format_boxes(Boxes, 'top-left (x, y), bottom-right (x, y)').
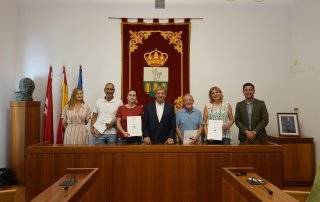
top-left (176, 94), bottom-right (203, 144)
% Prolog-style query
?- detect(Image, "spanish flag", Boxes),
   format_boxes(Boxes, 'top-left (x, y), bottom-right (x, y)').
top-left (56, 66), bottom-right (68, 144)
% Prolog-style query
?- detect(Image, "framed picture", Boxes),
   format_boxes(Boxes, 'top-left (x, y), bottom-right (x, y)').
top-left (277, 113), bottom-right (300, 136)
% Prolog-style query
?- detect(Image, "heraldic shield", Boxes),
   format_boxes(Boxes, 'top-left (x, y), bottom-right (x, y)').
top-left (143, 49), bottom-right (169, 97)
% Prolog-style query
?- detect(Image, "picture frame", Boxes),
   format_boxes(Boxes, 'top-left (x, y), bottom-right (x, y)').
top-left (277, 113), bottom-right (300, 137)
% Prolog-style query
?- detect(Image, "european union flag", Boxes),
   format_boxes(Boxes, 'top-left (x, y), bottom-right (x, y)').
top-left (77, 65), bottom-right (83, 89)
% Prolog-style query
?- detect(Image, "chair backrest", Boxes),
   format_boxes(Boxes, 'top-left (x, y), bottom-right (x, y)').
top-left (307, 165), bottom-right (320, 202)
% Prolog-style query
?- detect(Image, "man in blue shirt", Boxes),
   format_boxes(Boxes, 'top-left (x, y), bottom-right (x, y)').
top-left (176, 94), bottom-right (203, 144)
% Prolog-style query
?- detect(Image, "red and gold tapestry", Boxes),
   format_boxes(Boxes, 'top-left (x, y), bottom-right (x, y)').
top-left (121, 19), bottom-right (190, 105)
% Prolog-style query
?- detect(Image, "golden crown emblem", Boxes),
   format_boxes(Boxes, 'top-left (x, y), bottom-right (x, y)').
top-left (144, 49), bottom-right (168, 67)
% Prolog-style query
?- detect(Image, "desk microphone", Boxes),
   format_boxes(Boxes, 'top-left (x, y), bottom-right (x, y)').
top-left (262, 184), bottom-right (273, 195)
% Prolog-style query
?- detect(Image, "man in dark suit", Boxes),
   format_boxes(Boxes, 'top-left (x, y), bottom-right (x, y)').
top-left (142, 87), bottom-right (176, 144)
top-left (235, 83), bottom-right (269, 143)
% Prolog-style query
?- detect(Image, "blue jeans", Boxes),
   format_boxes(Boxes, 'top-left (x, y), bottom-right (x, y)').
top-left (94, 134), bottom-right (117, 145)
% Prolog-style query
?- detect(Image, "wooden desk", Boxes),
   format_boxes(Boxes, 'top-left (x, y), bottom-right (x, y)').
top-left (31, 168), bottom-right (99, 202)
top-left (222, 167), bottom-right (297, 202)
top-left (268, 136), bottom-right (315, 186)
top-left (0, 189), bottom-right (17, 202)
top-left (26, 144), bottom-right (283, 202)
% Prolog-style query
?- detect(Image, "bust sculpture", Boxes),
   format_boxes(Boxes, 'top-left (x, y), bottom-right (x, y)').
top-left (15, 78), bottom-right (35, 101)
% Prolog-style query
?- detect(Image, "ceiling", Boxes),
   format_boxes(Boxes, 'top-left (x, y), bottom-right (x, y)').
top-left (18, 0), bottom-right (293, 5)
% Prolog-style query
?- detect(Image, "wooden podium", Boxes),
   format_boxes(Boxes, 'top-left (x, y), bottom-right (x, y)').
top-left (31, 168), bottom-right (99, 202)
top-left (222, 167), bottom-right (297, 202)
top-left (268, 136), bottom-right (315, 186)
top-left (10, 101), bottom-right (40, 185)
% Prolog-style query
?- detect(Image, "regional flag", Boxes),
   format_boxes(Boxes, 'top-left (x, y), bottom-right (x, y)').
top-left (56, 66), bottom-right (68, 144)
top-left (42, 66), bottom-right (54, 144)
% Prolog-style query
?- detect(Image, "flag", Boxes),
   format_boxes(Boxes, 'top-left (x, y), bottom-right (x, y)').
top-left (56, 66), bottom-right (68, 144)
top-left (42, 66), bottom-right (54, 144)
top-left (77, 65), bottom-right (83, 89)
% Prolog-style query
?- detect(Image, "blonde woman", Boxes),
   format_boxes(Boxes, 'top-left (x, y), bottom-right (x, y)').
top-left (203, 86), bottom-right (234, 144)
top-left (62, 88), bottom-right (91, 144)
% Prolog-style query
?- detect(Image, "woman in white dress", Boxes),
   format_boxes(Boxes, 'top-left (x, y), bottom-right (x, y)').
top-left (203, 86), bottom-right (234, 144)
top-left (62, 88), bottom-right (91, 144)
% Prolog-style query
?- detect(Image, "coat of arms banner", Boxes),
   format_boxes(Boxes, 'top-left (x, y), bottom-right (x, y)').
top-left (121, 19), bottom-right (190, 105)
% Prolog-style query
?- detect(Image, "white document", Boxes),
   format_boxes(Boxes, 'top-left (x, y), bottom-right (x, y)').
top-left (183, 130), bottom-right (197, 145)
top-left (93, 117), bottom-right (111, 134)
top-left (207, 120), bottom-right (223, 140)
top-left (127, 116), bottom-right (142, 137)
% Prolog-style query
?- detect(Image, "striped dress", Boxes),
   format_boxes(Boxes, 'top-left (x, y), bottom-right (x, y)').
top-left (62, 103), bottom-right (91, 144)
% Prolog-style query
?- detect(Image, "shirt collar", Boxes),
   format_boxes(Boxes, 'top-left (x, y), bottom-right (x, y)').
top-left (155, 101), bottom-right (165, 106)
top-left (183, 107), bottom-right (195, 113)
top-left (104, 97), bottom-right (115, 103)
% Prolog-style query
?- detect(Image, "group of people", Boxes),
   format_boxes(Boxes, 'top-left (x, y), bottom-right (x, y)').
top-left (61, 82), bottom-right (269, 145)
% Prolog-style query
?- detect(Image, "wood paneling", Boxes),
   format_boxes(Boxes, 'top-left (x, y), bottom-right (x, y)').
top-left (268, 136), bottom-right (315, 186)
top-left (10, 101), bottom-right (40, 185)
top-left (222, 167), bottom-right (298, 202)
top-left (26, 144), bottom-right (283, 202)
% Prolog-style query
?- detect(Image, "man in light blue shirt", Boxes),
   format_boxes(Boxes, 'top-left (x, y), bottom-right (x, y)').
top-left (176, 94), bottom-right (203, 144)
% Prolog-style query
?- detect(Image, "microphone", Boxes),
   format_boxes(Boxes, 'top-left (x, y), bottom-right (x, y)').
top-left (262, 184), bottom-right (273, 195)
top-left (247, 177), bottom-right (273, 195)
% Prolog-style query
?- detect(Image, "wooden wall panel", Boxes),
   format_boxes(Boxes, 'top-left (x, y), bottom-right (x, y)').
top-left (26, 145), bottom-right (283, 202)
top-left (268, 136), bottom-right (315, 186)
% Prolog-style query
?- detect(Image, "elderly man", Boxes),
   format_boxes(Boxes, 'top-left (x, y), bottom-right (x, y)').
top-left (176, 94), bottom-right (203, 144)
top-left (235, 83), bottom-right (269, 143)
top-left (142, 87), bottom-right (176, 144)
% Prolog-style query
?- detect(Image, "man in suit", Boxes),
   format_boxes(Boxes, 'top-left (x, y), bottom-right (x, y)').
top-left (235, 83), bottom-right (269, 143)
top-left (142, 87), bottom-right (176, 144)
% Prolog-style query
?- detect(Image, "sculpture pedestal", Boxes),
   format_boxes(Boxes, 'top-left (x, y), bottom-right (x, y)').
top-left (10, 101), bottom-right (40, 185)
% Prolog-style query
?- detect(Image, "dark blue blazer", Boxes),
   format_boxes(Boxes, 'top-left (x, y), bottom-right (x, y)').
top-left (142, 102), bottom-right (176, 144)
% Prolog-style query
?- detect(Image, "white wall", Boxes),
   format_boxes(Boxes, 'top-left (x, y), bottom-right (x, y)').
top-left (290, 0), bottom-right (320, 166)
top-left (0, 0), bottom-right (18, 167)
top-left (17, 0), bottom-right (293, 142)
top-left (1, 0), bottom-right (304, 166)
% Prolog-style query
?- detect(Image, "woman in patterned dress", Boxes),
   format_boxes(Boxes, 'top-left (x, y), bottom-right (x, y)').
top-left (203, 86), bottom-right (234, 144)
top-left (62, 88), bottom-right (91, 144)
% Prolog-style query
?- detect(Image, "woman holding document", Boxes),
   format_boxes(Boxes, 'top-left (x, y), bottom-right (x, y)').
top-left (116, 90), bottom-right (143, 144)
top-left (62, 88), bottom-right (91, 144)
top-left (203, 86), bottom-right (234, 144)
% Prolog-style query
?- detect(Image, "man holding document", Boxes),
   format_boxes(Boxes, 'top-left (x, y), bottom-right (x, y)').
top-left (116, 90), bottom-right (143, 144)
top-left (142, 87), bottom-right (176, 144)
top-left (176, 94), bottom-right (203, 144)
top-left (91, 83), bottom-right (123, 144)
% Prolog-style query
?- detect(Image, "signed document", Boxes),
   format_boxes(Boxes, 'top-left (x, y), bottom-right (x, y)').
top-left (183, 130), bottom-right (197, 145)
top-left (127, 116), bottom-right (142, 137)
top-left (207, 120), bottom-right (223, 140)
top-left (93, 117), bottom-right (111, 134)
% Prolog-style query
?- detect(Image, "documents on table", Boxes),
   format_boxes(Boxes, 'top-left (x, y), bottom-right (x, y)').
top-left (127, 116), bottom-right (142, 137)
top-left (207, 120), bottom-right (223, 140)
top-left (183, 130), bottom-right (197, 144)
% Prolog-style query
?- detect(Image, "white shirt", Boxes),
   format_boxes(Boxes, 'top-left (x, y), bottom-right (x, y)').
top-left (93, 97), bottom-right (123, 134)
top-left (155, 102), bottom-right (165, 122)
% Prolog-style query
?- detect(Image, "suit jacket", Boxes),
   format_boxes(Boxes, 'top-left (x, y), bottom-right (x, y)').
top-left (235, 98), bottom-right (269, 143)
top-left (142, 102), bottom-right (176, 144)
